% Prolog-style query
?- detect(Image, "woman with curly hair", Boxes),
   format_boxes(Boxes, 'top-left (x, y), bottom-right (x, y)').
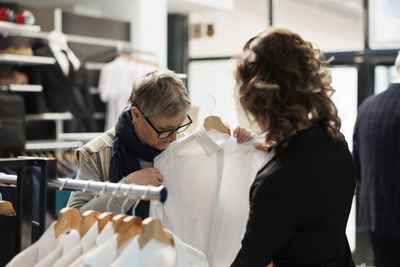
top-left (231, 28), bottom-right (356, 267)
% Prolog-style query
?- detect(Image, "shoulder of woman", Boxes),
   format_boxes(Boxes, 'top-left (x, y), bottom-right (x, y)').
top-left (74, 128), bottom-right (115, 165)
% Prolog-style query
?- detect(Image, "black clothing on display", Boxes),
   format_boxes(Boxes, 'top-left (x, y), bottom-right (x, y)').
top-left (25, 45), bottom-right (95, 131)
top-left (109, 107), bottom-right (162, 218)
top-left (231, 123), bottom-right (356, 267)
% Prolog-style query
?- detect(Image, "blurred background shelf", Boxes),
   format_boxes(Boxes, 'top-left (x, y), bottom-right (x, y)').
top-left (0, 54), bottom-right (55, 65)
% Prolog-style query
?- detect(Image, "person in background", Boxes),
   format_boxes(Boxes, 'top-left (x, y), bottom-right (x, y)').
top-left (67, 70), bottom-right (253, 219)
top-left (231, 28), bottom-right (356, 267)
top-left (353, 51), bottom-right (400, 267)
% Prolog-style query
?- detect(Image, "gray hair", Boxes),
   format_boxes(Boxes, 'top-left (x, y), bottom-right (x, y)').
top-left (396, 51), bottom-right (400, 73)
top-left (129, 70), bottom-right (191, 119)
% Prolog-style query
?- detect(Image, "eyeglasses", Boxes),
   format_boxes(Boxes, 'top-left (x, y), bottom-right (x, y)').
top-left (142, 113), bottom-right (193, 139)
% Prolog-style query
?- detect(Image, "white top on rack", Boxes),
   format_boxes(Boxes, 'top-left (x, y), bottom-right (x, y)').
top-left (25, 112), bottom-right (73, 121)
top-left (0, 21), bottom-right (41, 35)
top-left (25, 140), bottom-right (83, 150)
top-left (0, 54), bottom-right (56, 65)
top-left (59, 132), bottom-right (103, 142)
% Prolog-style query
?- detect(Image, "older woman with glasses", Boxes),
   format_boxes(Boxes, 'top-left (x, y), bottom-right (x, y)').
top-left (67, 70), bottom-right (252, 218)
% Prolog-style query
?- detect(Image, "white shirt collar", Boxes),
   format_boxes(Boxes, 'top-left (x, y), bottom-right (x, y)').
top-left (96, 221), bottom-right (115, 246)
top-left (194, 128), bottom-right (236, 156)
top-left (81, 224), bottom-right (99, 252)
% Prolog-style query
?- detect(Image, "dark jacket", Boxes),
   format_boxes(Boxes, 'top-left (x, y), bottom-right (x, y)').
top-left (231, 124), bottom-right (356, 267)
top-left (25, 45), bottom-right (94, 131)
top-left (353, 83), bottom-right (400, 237)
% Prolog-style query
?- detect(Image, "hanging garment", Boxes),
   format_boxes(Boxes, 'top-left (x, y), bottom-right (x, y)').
top-left (25, 45), bottom-right (94, 131)
top-left (33, 229), bottom-right (80, 267)
top-left (6, 222), bottom-right (59, 267)
top-left (150, 128), bottom-right (268, 267)
top-left (98, 57), bottom-right (156, 130)
top-left (82, 233), bottom-right (120, 267)
top-left (111, 229), bottom-right (208, 267)
top-left (110, 236), bottom-right (175, 267)
top-left (52, 223), bottom-right (98, 267)
top-left (69, 221), bottom-right (115, 267)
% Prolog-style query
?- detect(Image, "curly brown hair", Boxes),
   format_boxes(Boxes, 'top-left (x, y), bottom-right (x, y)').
top-left (236, 28), bottom-right (341, 146)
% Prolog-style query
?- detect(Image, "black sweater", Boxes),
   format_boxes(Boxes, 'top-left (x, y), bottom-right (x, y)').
top-left (231, 124), bottom-right (356, 267)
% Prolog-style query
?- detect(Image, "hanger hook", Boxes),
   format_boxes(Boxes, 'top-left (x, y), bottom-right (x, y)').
top-left (131, 185), bottom-right (150, 216)
top-left (200, 94), bottom-right (216, 116)
top-left (120, 185), bottom-right (131, 214)
top-left (59, 178), bottom-right (69, 191)
top-left (83, 180), bottom-right (91, 193)
top-left (106, 183), bottom-right (121, 212)
top-left (101, 181), bottom-right (109, 195)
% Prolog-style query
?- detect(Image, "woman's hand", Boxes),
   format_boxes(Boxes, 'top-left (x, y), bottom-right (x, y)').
top-left (255, 143), bottom-right (270, 153)
top-left (233, 126), bottom-right (255, 144)
top-left (125, 168), bottom-right (164, 187)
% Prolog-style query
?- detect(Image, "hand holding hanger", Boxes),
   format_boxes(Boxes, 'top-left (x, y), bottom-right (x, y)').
top-left (233, 126), bottom-right (255, 144)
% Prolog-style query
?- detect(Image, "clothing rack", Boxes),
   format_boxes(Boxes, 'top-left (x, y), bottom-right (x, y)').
top-left (0, 175), bottom-right (167, 202)
top-left (0, 157), bottom-right (167, 255)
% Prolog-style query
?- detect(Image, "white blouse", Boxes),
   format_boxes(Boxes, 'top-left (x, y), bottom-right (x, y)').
top-left (150, 128), bottom-right (268, 267)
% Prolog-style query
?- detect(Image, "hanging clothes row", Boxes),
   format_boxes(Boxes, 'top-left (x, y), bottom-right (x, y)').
top-left (5, 182), bottom-right (207, 267)
top-left (98, 55), bottom-right (157, 130)
top-left (24, 31), bottom-right (95, 132)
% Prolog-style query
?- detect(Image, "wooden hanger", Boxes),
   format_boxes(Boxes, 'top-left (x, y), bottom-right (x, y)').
top-left (0, 193), bottom-right (16, 216)
top-left (54, 207), bottom-right (81, 238)
top-left (112, 214), bottom-right (129, 233)
top-left (97, 212), bottom-right (116, 233)
top-left (79, 210), bottom-right (100, 238)
top-left (117, 216), bottom-right (142, 248)
top-left (119, 54), bottom-right (159, 67)
top-left (203, 115), bottom-right (231, 135)
top-left (138, 217), bottom-right (174, 249)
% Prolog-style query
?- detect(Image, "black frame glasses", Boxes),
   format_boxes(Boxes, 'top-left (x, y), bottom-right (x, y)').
top-left (142, 113), bottom-right (193, 139)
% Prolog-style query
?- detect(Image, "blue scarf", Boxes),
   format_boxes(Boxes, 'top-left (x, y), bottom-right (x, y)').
top-left (109, 107), bottom-right (162, 218)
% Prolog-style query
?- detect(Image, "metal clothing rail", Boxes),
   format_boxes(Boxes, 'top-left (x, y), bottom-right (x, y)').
top-left (0, 175), bottom-right (167, 203)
